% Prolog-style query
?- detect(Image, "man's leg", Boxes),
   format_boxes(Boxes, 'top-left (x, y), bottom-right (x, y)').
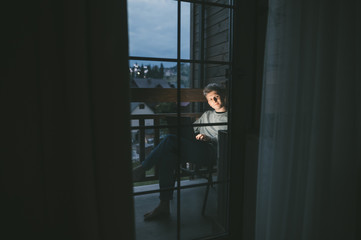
top-left (133, 134), bottom-right (178, 182)
top-left (133, 134), bottom-right (215, 220)
top-left (142, 135), bottom-right (214, 220)
top-left (142, 135), bottom-right (178, 220)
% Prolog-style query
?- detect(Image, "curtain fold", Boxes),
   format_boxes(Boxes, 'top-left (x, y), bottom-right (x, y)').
top-left (256, 1), bottom-right (361, 239)
top-left (2, 1), bottom-right (134, 239)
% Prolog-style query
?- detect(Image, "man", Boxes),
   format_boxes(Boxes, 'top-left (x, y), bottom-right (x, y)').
top-left (133, 82), bottom-right (228, 221)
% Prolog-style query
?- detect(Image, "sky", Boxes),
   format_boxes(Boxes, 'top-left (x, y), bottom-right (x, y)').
top-left (127, 0), bottom-right (190, 67)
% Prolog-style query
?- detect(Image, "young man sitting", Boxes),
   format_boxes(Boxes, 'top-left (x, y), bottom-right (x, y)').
top-left (133, 82), bottom-right (228, 221)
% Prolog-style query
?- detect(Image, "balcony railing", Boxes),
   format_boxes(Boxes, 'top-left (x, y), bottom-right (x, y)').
top-left (130, 88), bottom-right (205, 182)
top-left (131, 112), bottom-right (202, 182)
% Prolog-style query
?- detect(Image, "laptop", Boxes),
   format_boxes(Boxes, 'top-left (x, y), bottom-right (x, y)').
top-left (165, 116), bottom-right (196, 141)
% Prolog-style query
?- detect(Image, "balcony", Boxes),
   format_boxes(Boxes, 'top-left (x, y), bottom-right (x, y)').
top-left (130, 88), bottom-right (229, 239)
top-left (133, 178), bottom-right (226, 240)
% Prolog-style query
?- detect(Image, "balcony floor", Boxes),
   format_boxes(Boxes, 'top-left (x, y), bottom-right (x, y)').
top-left (133, 179), bottom-right (227, 240)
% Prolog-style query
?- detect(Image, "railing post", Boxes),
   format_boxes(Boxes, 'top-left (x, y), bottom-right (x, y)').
top-left (139, 118), bottom-right (145, 164)
top-left (154, 118), bottom-right (160, 179)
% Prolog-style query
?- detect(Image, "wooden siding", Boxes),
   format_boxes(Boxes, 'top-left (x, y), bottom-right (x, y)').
top-left (190, 2), bottom-right (230, 86)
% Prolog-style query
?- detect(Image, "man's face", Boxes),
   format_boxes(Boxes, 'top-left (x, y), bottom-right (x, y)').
top-left (206, 91), bottom-right (226, 112)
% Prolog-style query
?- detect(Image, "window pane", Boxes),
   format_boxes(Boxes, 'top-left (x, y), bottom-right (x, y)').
top-left (204, 63), bottom-right (230, 83)
top-left (180, 63), bottom-right (191, 87)
top-left (191, 3), bottom-right (231, 62)
top-left (128, 0), bottom-right (177, 58)
top-left (129, 60), bottom-right (177, 87)
top-left (180, 186), bottom-right (219, 239)
top-left (133, 193), bottom-right (178, 239)
top-left (130, 60), bottom-right (178, 191)
top-left (184, 62), bottom-right (230, 94)
top-left (181, 2), bottom-right (191, 59)
top-left (204, 4), bottom-right (231, 62)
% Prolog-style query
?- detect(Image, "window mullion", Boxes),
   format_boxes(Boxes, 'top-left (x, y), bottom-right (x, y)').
top-left (176, 1), bottom-right (182, 240)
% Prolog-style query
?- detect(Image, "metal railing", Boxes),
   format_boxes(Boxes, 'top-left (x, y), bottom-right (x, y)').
top-left (131, 113), bottom-right (202, 181)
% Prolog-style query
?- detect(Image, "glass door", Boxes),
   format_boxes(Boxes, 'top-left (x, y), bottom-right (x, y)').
top-left (128, 1), bottom-right (233, 239)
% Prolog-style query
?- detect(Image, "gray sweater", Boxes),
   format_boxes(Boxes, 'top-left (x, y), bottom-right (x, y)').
top-left (193, 110), bottom-right (228, 148)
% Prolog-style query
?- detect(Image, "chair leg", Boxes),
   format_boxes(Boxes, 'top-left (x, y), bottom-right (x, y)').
top-left (201, 172), bottom-right (213, 216)
top-left (202, 184), bottom-right (210, 216)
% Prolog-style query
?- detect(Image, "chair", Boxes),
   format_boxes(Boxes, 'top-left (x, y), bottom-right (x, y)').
top-left (182, 130), bottom-right (228, 217)
top-left (165, 115), bottom-right (219, 216)
top-left (180, 158), bottom-right (217, 216)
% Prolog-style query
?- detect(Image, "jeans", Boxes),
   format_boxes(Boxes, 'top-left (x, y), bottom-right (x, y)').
top-left (141, 134), bottom-right (215, 200)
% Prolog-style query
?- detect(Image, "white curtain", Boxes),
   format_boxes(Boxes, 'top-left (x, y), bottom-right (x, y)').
top-left (256, 1), bottom-right (361, 240)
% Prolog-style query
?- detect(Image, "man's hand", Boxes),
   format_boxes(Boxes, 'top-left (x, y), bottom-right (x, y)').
top-left (195, 134), bottom-right (211, 142)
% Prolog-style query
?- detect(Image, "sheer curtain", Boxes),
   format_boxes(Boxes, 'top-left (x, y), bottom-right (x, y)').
top-left (256, 1), bottom-right (361, 240)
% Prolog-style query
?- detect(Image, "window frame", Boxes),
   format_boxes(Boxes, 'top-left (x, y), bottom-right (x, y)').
top-left (128, 1), bottom-right (245, 239)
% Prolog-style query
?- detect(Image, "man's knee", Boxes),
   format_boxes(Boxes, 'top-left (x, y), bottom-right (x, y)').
top-left (163, 134), bottom-right (177, 145)
top-left (158, 134), bottom-right (178, 156)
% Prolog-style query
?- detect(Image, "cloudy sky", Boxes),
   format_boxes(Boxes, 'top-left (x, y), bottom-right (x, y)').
top-left (128, 0), bottom-right (190, 67)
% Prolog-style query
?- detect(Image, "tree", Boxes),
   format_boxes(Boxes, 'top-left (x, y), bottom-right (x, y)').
top-left (140, 64), bottom-right (145, 78)
top-left (146, 64), bottom-right (152, 78)
top-left (160, 63), bottom-right (164, 79)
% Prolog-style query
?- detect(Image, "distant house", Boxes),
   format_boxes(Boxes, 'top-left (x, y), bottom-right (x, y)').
top-left (131, 102), bottom-right (153, 114)
top-left (130, 102), bottom-right (156, 161)
top-left (130, 102), bottom-right (155, 128)
top-left (131, 77), bottom-right (173, 89)
top-left (131, 77), bottom-right (190, 108)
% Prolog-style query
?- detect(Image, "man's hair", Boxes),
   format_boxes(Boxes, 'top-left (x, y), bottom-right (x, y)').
top-left (202, 81), bottom-right (228, 99)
